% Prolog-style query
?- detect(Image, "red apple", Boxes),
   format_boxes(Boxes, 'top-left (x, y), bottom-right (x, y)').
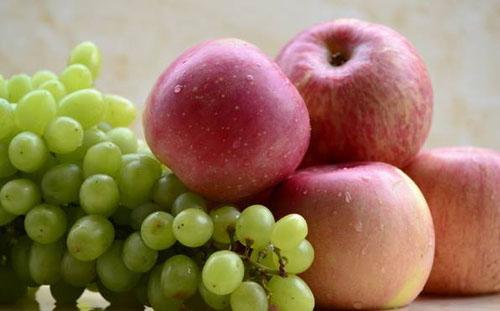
top-left (276, 19), bottom-right (433, 168)
top-left (404, 147), bottom-right (500, 295)
top-left (269, 162), bottom-right (435, 310)
top-left (144, 39), bottom-right (310, 202)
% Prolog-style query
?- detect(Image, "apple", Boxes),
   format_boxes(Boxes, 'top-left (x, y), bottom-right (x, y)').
top-left (276, 19), bottom-right (433, 168)
top-left (144, 38), bottom-right (310, 202)
top-left (268, 162), bottom-right (435, 310)
top-left (404, 147), bottom-right (500, 295)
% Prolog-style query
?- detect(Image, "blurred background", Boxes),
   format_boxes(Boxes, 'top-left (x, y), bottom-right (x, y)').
top-left (0, 0), bottom-right (498, 150)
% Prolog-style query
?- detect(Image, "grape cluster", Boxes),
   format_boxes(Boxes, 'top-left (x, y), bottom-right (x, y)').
top-left (0, 42), bottom-right (315, 311)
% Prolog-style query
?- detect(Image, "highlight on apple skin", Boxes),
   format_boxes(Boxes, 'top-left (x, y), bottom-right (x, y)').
top-left (276, 19), bottom-right (433, 168)
top-left (404, 147), bottom-right (500, 295)
top-left (144, 38), bottom-right (310, 202)
top-left (268, 162), bottom-right (435, 310)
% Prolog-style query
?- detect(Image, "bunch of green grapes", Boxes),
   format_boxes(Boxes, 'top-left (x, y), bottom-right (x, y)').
top-left (0, 42), bottom-right (315, 311)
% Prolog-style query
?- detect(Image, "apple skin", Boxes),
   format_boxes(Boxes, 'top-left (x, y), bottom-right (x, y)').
top-left (268, 162), bottom-right (435, 310)
top-left (144, 38), bottom-right (310, 202)
top-left (404, 147), bottom-right (500, 295)
top-left (276, 19), bottom-right (433, 168)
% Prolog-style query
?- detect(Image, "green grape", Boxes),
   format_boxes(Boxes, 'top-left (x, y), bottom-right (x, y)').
top-left (96, 241), bottom-right (141, 292)
top-left (7, 74), bottom-right (32, 103)
top-left (107, 127), bottom-right (138, 154)
top-left (202, 250), bottom-right (244, 295)
top-left (39, 79), bottom-right (66, 102)
top-left (0, 201), bottom-right (16, 226)
top-left (199, 282), bottom-right (230, 310)
top-left (69, 41), bottom-right (102, 79)
top-left (161, 254), bottom-right (200, 300)
top-left (24, 204), bottom-right (67, 244)
top-left (103, 94), bottom-right (137, 127)
top-left (8, 131), bottom-right (49, 172)
top-left (122, 232), bottom-right (158, 273)
top-left (173, 208), bottom-right (213, 248)
top-left (0, 142), bottom-right (17, 178)
top-left (275, 240), bottom-right (314, 274)
top-left (250, 245), bottom-right (278, 271)
top-left (61, 251), bottom-right (96, 287)
top-left (271, 214), bottom-right (308, 250)
top-left (50, 280), bottom-right (85, 305)
top-left (0, 98), bottom-right (15, 140)
top-left (130, 202), bottom-right (160, 230)
top-left (44, 116), bottom-right (84, 154)
top-left (11, 236), bottom-right (36, 286)
top-left (230, 281), bottom-right (268, 311)
top-left (58, 89), bottom-right (106, 129)
top-left (80, 174), bottom-right (120, 217)
top-left (268, 275), bottom-right (315, 311)
top-left (152, 173), bottom-right (187, 209)
top-left (14, 89), bottom-right (57, 135)
top-left (118, 156), bottom-right (161, 208)
top-left (57, 127), bottom-right (108, 163)
top-left (148, 265), bottom-right (183, 311)
top-left (29, 239), bottom-right (64, 285)
top-left (59, 64), bottom-right (93, 93)
top-left (41, 163), bottom-right (82, 205)
top-left (140, 211), bottom-right (176, 250)
top-left (171, 192), bottom-right (207, 216)
top-left (83, 141), bottom-right (122, 177)
top-left (210, 205), bottom-right (240, 244)
top-left (66, 215), bottom-right (115, 261)
top-left (111, 204), bottom-right (131, 226)
top-left (0, 266), bottom-right (27, 303)
top-left (235, 204), bottom-right (275, 249)
top-left (0, 74), bottom-right (8, 99)
top-left (0, 178), bottom-right (41, 215)
top-left (32, 70), bottom-right (58, 88)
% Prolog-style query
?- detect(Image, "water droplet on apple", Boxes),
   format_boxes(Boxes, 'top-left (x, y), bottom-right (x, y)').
top-left (381, 267), bottom-right (386, 274)
top-left (174, 84), bottom-right (183, 93)
top-left (345, 191), bottom-right (352, 203)
top-left (361, 246), bottom-right (368, 256)
top-left (354, 222), bottom-right (363, 232)
top-left (337, 192), bottom-right (342, 197)
top-left (232, 140), bottom-right (241, 149)
top-left (353, 302), bottom-right (363, 309)
top-left (302, 190), bottom-right (309, 195)
top-left (234, 105), bottom-right (240, 110)
top-left (379, 223), bottom-right (385, 231)
top-left (246, 74), bottom-right (254, 81)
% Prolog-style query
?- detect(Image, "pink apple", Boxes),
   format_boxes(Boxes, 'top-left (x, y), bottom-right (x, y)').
top-left (144, 39), bottom-right (310, 202)
top-left (276, 19), bottom-right (433, 168)
top-left (269, 162), bottom-right (435, 310)
top-left (405, 147), bottom-right (500, 295)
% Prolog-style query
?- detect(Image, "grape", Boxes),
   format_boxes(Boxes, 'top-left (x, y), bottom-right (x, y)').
top-left (29, 239), bottom-right (64, 285)
top-left (80, 174), bottom-right (120, 217)
top-left (0, 202), bottom-right (16, 226)
top-left (130, 202), bottom-right (160, 230)
top-left (0, 266), bottom-right (27, 303)
top-left (267, 275), bottom-right (315, 311)
top-left (173, 208), bottom-right (213, 248)
top-left (44, 116), bottom-right (84, 154)
top-left (69, 41), bottom-right (102, 79)
top-left (41, 163), bottom-right (82, 205)
top-left (0, 142), bottom-right (17, 178)
top-left (199, 282), bottom-right (230, 310)
top-left (235, 204), bottom-right (275, 249)
top-left (58, 89), bottom-right (106, 129)
top-left (0, 74), bottom-right (8, 99)
top-left (275, 239), bottom-right (315, 274)
top-left (7, 74), bottom-right (32, 103)
top-left (59, 64), bottom-right (93, 93)
top-left (24, 204), bottom-right (67, 244)
top-left (140, 211), bottom-right (176, 250)
top-left (0, 98), bottom-right (15, 140)
top-left (271, 214), bottom-right (308, 250)
top-left (0, 178), bottom-right (41, 215)
top-left (104, 94), bottom-right (137, 127)
top-left (210, 205), bottom-right (240, 244)
top-left (152, 173), bottom-right (187, 209)
top-left (118, 156), bottom-right (161, 208)
top-left (39, 79), bottom-right (66, 102)
top-left (122, 232), bottom-right (158, 273)
top-left (230, 281), bottom-right (268, 311)
top-left (31, 70), bottom-right (56, 87)
top-left (8, 131), bottom-right (49, 172)
top-left (96, 241), bottom-right (141, 292)
top-left (67, 215), bottom-right (115, 261)
top-left (107, 127), bottom-right (138, 154)
top-left (148, 265), bottom-right (183, 311)
top-left (15, 89), bottom-right (57, 135)
top-left (250, 245), bottom-right (278, 271)
top-left (202, 250), bottom-right (244, 295)
top-left (50, 280), bottom-right (85, 305)
top-left (83, 141), bottom-right (122, 177)
top-left (171, 192), bottom-right (207, 216)
top-left (161, 254), bottom-right (200, 300)
top-left (10, 236), bottom-right (36, 286)
top-left (58, 127), bottom-right (108, 163)
top-left (61, 251), bottom-right (96, 287)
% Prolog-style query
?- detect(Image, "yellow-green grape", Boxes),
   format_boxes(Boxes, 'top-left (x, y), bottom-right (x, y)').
top-left (15, 90), bottom-right (57, 135)
top-left (210, 205), bottom-right (240, 244)
top-left (7, 74), bottom-right (32, 103)
top-left (32, 70), bottom-right (58, 88)
top-left (58, 89), bottom-right (106, 129)
top-left (107, 127), bottom-right (138, 154)
top-left (8, 132), bottom-right (49, 173)
top-left (69, 41), bottom-right (102, 79)
top-left (0, 74), bottom-right (9, 99)
top-left (274, 240), bottom-right (314, 274)
top-left (83, 141), bottom-right (122, 178)
top-left (230, 281), bottom-right (268, 311)
top-left (0, 99), bottom-right (15, 140)
top-left (202, 250), bottom-right (244, 295)
top-left (235, 204), bottom-right (275, 249)
top-left (268, 275), bottom-right (315, 311)
top-left (199, 282), bottom-right (230, 310)
top-left (59, 64), bottom-right (93, 93)
top-left (39, 79), bottom-right (66, 102)
top-left (270, 214), bottom-right (308, 250)
top-left (44, 116), bottom-right (84, 154)
top-left (103, 94), bottom-right (137, 127)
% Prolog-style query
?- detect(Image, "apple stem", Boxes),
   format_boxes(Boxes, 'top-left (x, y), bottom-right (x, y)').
top-left (329, 51), bottom-right (348, 66)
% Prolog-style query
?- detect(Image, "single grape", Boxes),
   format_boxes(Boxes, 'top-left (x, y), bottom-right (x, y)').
top-left (41, 163), bottom-right (82, 205)
top-left (250, 245), bottom-right (278, 271)
top-left (80, 174), bottom-right (120, 217)
top-left (44, 116), bottom-right (84, 154)
top-left (10, 236), bottom-right (36, 286)
top-left (58, 89), bottom-right (106, 129)
top-left (0, 201), bottom-right (16, 226)
top-left (7, 74), bottom-right (32, 103)
top-left (59, 64), bottom-right (93, 93)
top-left (50, 280), bottom-right (85, 305)
top-left (96, 241), bottom-right (141, 292)
top-left (0, 142), bottom-right (17, 178)
top-left (83, 141), bottom-right (122, 177)
top-left (148, 265), bottom-right (183, 311)
top-left (8, 131), bottom-right (49, 172)
top-left (0, 98), bottom-right (15, 140)
top-left (118, 156), bottom-right (161, 208)
top-left (39, 79), bottom-right (66, 102)
top-left (0, 178), bottom-right (41, 215)
top-left (173, 208), bottom-right (214, 248)
top-left (130, 202), bottom-right (161, 230)
top-left (29, 239), bottom-right (64, 285)
top-left (140, 211), bottom-right (176, 250)
top-left (267, 275), bottom-right (315, 311)
top-left (68, 41), bottom-right (102, 79)
top-left (199, 282), bottom-right (230, 310)
top-left (161, 254), bottom-right (200, 300)
top-left (61, 251), bottom-right (97, 287)
top-left (14, 89), bottom-right (57, 135)
top-left (230, 281), bottom-right (268, 311)
top-left (235, 204), bottom-right (275, 249)
top-left (66, 215), bottom-right (115, 261)
top-left (0, 266), bottom-right (27, 303)
top-left (210, 205), bottom-right (240, 244)
top-left (202, 250), bottom-right (244, 295)
top-left (122, 232), bottom-right (158, 273)
top-left (32, 70), bottom-right (58, 88)
top-left (271, 214), bottom-right (308, 250)
top-left (275, 239), bottom-right (315, 274)
top-left (24, 204), bottom-right (67, 244)
top-left (171, 192), bottom-right (207, 216)
top-left (103, 94), bottom-right (136, 127)
top-left (0, 74), bottom-right (8, 99)
top-left (107, 127), bottom-right (138, 154)
top-left (152, 173), bottom-right (187, 209)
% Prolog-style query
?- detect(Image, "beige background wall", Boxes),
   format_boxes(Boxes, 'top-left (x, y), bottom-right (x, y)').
top-left (0, 0), bottom-right (498, 150)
